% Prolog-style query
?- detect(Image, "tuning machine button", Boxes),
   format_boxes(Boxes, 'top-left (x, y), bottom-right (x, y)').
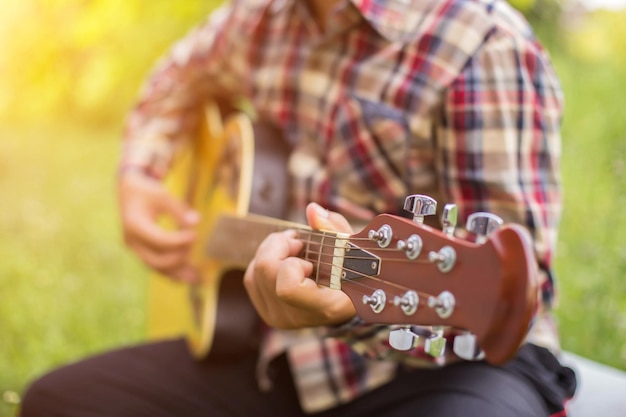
top-left (389, 326), bottom-right (419, 351)
top-left (425, 326), bottom-right (447, 358)
top-left (389, 325), bottom-right (447, 357)
top-left (441, 204), bottom-right (458, 236)
top-left (466, 212), bottom-right (503, 244)
top-left (404, 194), bottom-right (436, 224)
top-left (453, 332), bottom-right (485, 361)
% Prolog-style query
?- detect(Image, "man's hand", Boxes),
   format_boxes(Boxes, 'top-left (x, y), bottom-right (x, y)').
top-left (243, 203), bottom-right (357, 329)
top-left (118, 174), bottom-right (200, 283)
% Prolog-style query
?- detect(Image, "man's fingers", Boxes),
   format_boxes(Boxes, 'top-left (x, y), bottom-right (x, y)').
top-left (244, 230), bottom-right (303, 325)
top-left (275, 257), bottom-right (355, 325)
top-left (124, 211), bottom-right (196, 252)
top-left (247, 230), bottom-right (301, 293)
top-left (164, 265), bottom-right (200, 284)
top-left (155, 192), bottom-right (200, 229)
top-left (243, 259), bottom-right (274, 325)
top-left (254, 230), bottom-right (303, 265)
top-left (118, 174), bottom-right (201, 283)
top-left (129, 240), bottom-right (192, 272)
top-left (274, 257), bottom-right (315, 306)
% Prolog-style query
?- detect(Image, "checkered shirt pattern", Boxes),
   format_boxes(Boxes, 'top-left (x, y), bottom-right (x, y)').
top-left (122, 0), bottom-right (564, 412)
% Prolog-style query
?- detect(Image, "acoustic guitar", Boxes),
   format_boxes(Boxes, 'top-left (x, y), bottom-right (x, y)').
top-left (147, 102), bottom-right (539, 365)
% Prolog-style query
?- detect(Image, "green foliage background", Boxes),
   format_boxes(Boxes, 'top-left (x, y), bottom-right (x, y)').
top-left (1, 0), bottom-right (625, 415)
top-left (0, 0), bottom-right (218, 126)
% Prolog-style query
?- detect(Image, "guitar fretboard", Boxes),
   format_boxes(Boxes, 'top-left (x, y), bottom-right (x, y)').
top-left (204, 214), bottom-right (343, 288)
top-left (204, 214), bottom-right (296, 266)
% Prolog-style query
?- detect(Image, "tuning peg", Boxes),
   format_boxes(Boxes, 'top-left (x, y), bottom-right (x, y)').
top-left (427, 291), bottom-right (455, 318)
top-left (389, 326), bottom-right (419, 351)
top-left (396, 234), bottom-right (423, 260)
top-left (368, 224), bottom-right (392, 248)
top-left (362, 289), bottom-right (386, 314)
top-left (441, 204), bottom-right (458, 236)
top-left (393, 290), bottom-right (419, 315)
top-left (452, 332), bottom-right (485, 361)
top-left (427, 246), bottom-right (456, 273)
top-left (466, 212), bottom-right (503, 244)
top-left (404, 194), bottom-right (436, 224)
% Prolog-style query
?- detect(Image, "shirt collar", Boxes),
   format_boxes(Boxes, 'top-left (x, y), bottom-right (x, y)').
top-left (268, 0), bottom-right (437, 42)
top-left (351, 0), bottom-right (439, 42)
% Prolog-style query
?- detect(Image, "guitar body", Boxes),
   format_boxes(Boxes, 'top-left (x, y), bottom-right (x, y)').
top-left (147, 102), bottom-right (290, 358)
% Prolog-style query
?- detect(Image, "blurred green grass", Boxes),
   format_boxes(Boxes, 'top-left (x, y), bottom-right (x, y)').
top-left (0, 4), bottom-right (625, 417)
top-left (0, 126), bottom-right (146, 416)
top-left (553, 56), bottom-right (626, 367)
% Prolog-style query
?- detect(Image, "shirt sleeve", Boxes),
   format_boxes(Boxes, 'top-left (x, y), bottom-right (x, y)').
top-left (436, 26), bottom-right (563, 309)
top-left (331, 27), bottom-right (564, 362)
top-left (121, 1), bottom-right (252, 179)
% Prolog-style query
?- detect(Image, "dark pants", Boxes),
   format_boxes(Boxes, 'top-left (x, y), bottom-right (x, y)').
top-left (21, 339), bottom-right (576, 417)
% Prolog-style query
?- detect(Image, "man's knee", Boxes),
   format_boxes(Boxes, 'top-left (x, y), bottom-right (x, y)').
top-left (20, 368), bottom-right (68, 416)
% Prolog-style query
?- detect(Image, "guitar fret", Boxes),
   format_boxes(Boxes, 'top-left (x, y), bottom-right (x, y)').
top-left (304, 230), bottom-right (312, 269)
top-left (315, 232), bottom-right (326, 285)
top-left (209, 216), bottom-right (350, 290)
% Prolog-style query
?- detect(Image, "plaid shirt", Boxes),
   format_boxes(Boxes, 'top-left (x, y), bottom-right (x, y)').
top-left (123, 0), bottom-right (563, 412)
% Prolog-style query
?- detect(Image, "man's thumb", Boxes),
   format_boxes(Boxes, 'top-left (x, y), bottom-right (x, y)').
top-left (305, 203), bottom-right (353, 234)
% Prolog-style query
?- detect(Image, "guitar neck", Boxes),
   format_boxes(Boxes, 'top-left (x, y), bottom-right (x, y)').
top-left (204, 214), bottom-right (346, 289)
top-left (204, 214), bottom-right (293, 267)
top-left (203, 211), bottom-right (538, 365)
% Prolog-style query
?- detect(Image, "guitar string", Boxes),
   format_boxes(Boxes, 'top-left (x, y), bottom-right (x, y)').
top-left (226, 220), bottom-right (448, 307)
top-left (238, 218), bottom-right (451, 267)
top-left (293, 230), bottom-right (442, 302)
top-left (293, 230), bottom-right (440, 265)
top-left (292, 229), bottom-right (441, 262)
top-left (241, 221), bottom-right (449, 296)
top-left (304, 255), bottom-right (439, 302)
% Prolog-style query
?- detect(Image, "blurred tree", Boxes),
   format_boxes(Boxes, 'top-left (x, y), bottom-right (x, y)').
top-left (0, 0), bottom-right (221, 126)
top-left (564, 9), bottom-right (626, 69)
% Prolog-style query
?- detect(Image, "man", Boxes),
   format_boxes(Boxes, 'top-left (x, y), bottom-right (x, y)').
top-left (21, 0), bottom-right (576, 415)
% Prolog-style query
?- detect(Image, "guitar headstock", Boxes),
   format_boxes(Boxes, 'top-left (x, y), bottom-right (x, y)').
top-left (324, 195), bottom-right (539, 365)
